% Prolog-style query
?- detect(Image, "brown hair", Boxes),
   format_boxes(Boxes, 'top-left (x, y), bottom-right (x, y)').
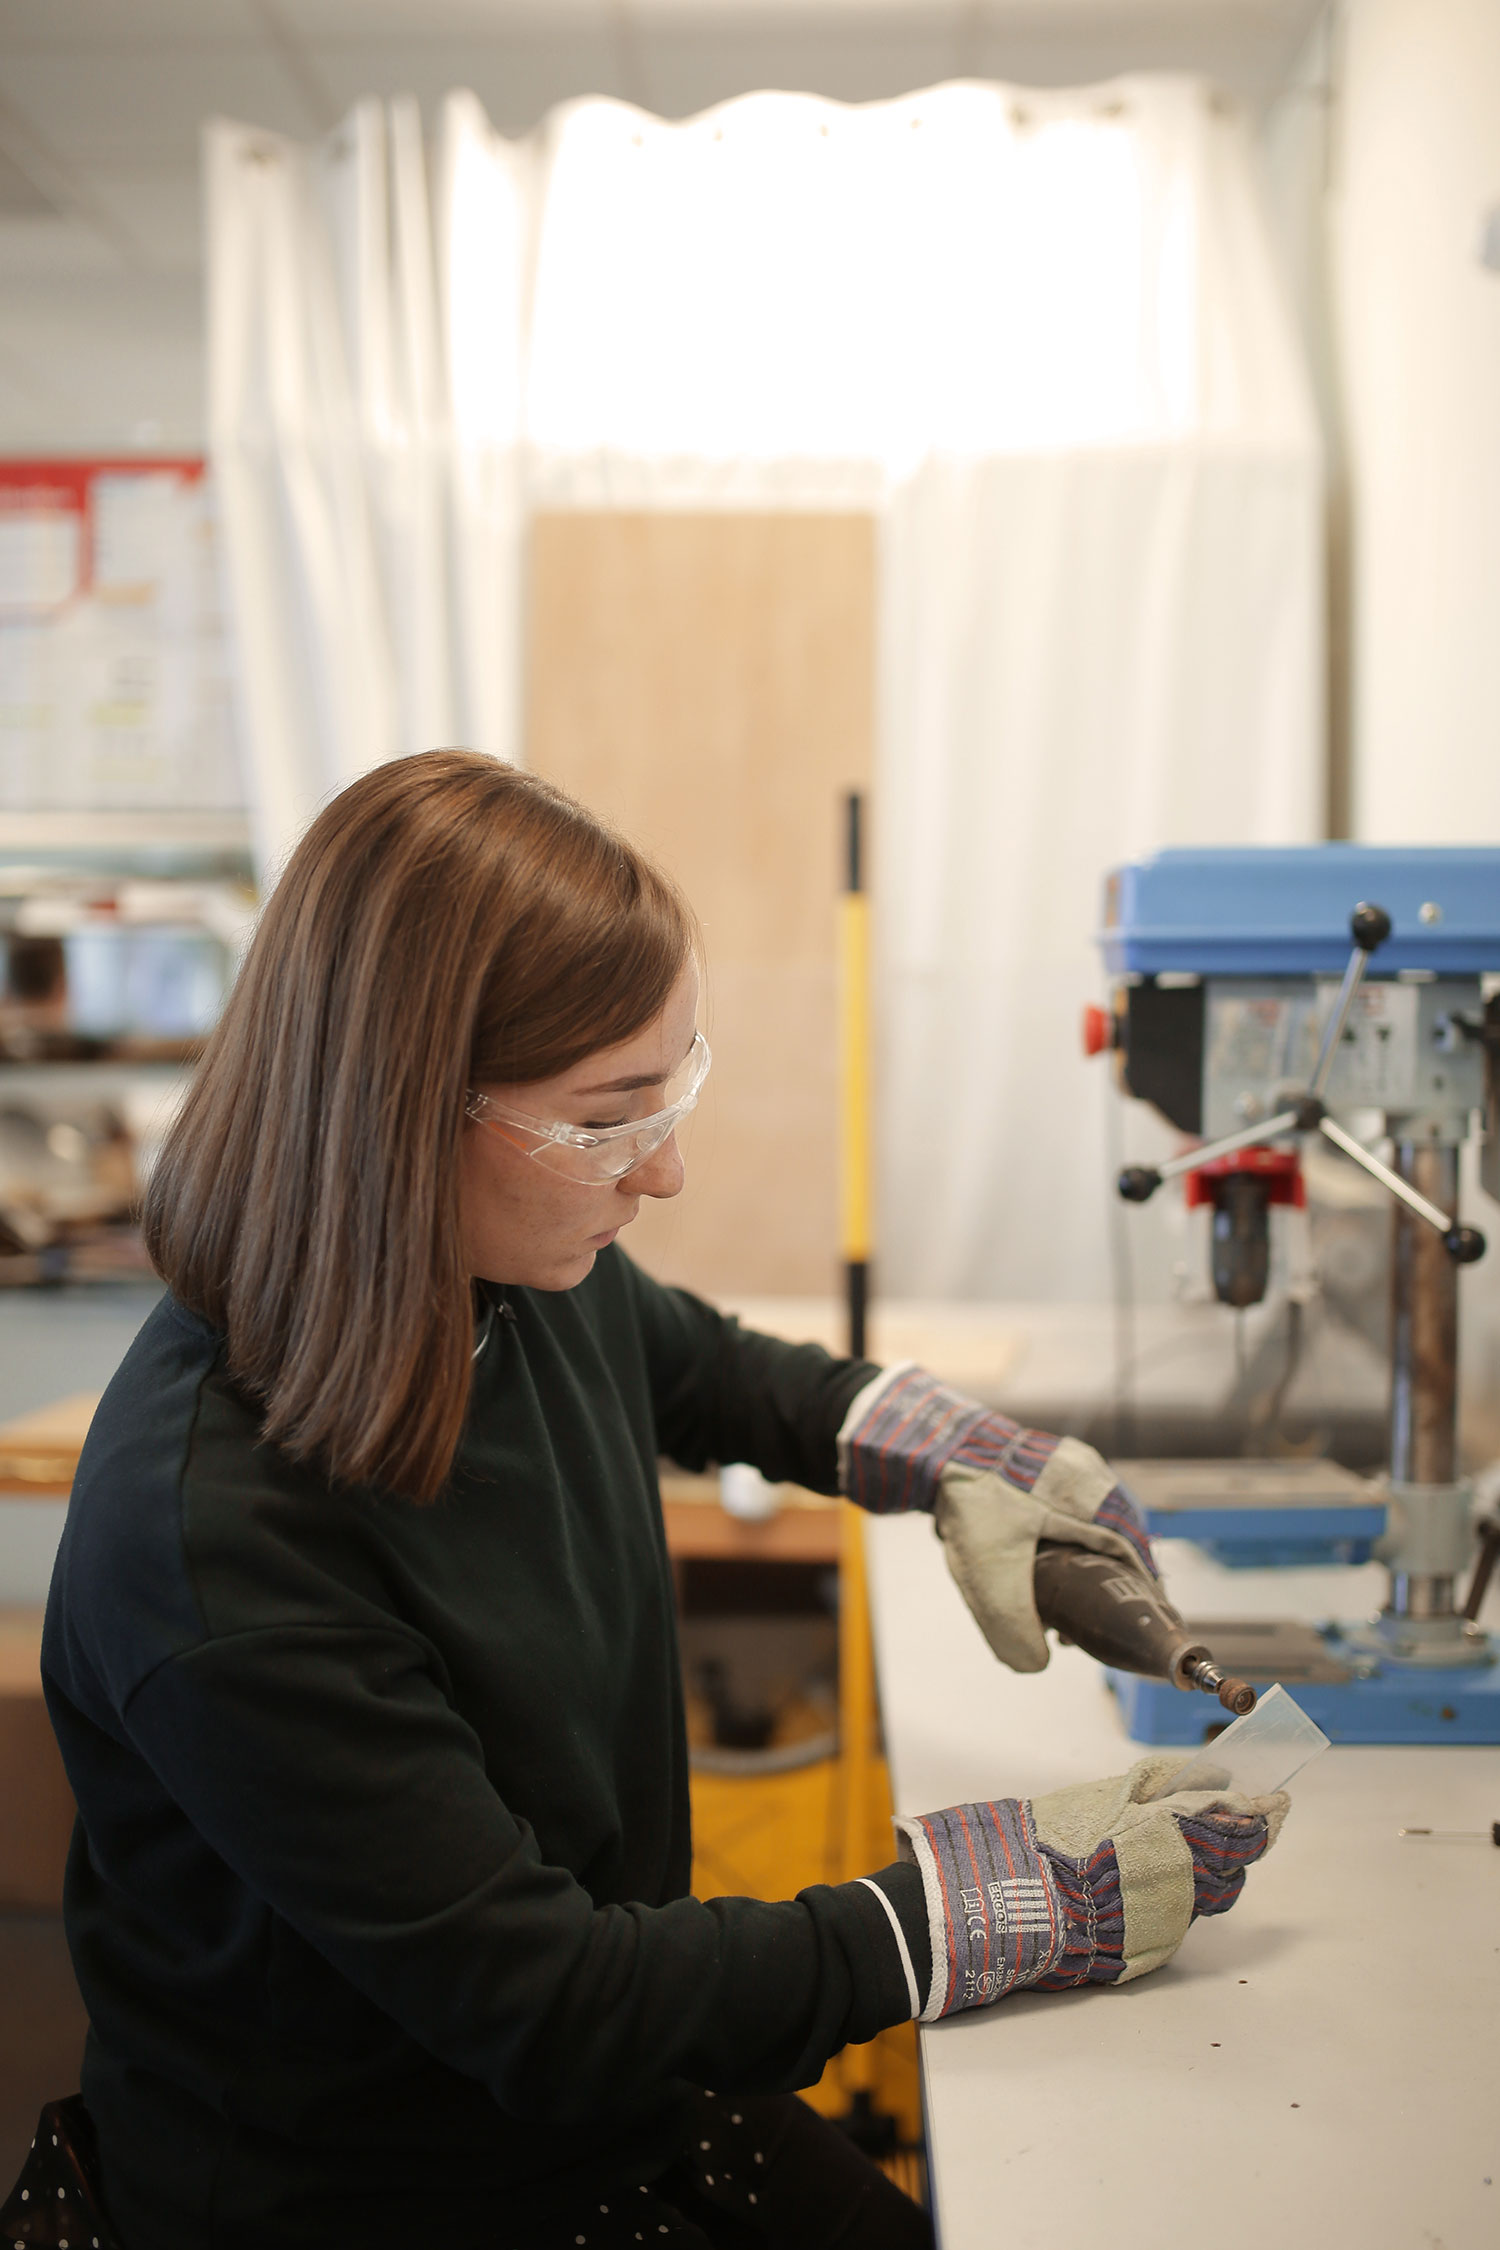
top-left (143, 750), bottom-right (693, 1503)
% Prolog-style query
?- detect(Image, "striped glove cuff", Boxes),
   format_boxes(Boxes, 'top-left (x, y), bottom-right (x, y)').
top-left (838, 1364), bottom-right (1043, 1516)
top-left (893, 1796), bottom-right (1125, 2021)
top-left (836, 1363), bottom-right (1156, 1579)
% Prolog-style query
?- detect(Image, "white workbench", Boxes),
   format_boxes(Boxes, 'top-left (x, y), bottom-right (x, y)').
top-left (864, 1514), bottom-right (1500, 2250)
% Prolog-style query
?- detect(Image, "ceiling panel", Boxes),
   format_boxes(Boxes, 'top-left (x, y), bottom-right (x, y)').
top-left (640, 21), bottom-right (967, 115)
top-left (0, 0), bottom-right (256, 47)
top-left (0, 141), bottom-right (58, 215)
top-left (309, 33), bottom-right (627, 134)
top-left (89, 173), bottom-right (204, 271)
top-left (284, 1), bottom-right (609, 30)
top-left (632, 0), bottom-right (956, 13)
top-left (975, 9), bottom-right (1311, 96)
top-left (0, 48), bottom-right (319, 164)
top-left (628, 0), bottom-right (1300, 16)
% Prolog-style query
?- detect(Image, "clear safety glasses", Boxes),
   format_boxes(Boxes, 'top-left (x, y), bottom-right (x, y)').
top-left (464, 1031), bottom-right (711, 1185)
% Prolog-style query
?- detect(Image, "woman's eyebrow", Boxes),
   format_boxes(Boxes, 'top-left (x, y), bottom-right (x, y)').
top-left (574, 1071), bottom-right (663, 1096)
top-left (573, 1033), bottom-right (696, 1098)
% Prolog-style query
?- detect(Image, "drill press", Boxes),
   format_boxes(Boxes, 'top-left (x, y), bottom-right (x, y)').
top-left (1087, 844), bottom-right (1500, 1743)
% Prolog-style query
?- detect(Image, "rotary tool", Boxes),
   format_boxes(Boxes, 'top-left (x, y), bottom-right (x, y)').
top-left (1033, 1540), bottom-right (1257, 1715)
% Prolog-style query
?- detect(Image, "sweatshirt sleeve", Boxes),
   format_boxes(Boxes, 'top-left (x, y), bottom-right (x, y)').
top-left (118, 1621), bottom-right (928, 2125)
top-left (615, 1254), bottom-right (879, 1495)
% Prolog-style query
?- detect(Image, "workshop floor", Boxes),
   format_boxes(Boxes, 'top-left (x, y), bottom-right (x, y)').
top-left (0, 1914), bottom-right (87, 2197)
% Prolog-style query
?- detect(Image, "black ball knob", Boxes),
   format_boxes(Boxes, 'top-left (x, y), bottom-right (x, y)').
top-left (1443, 1225), bottom-right (1486, 1265)
top-left (1117, 1165), bottom-right (1162, 1204)
top-left (1351, 901), bottom-right (1392, 952)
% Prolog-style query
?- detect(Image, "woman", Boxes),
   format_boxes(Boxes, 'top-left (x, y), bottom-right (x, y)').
top-left (36, 751), bottom-right (1282, 2249)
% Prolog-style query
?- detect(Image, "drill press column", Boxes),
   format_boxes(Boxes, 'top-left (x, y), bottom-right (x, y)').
top-left (1389, 1139), bottom-right (1458, 1490)
top-left (1387, 1138), bottom-right (1464, 1627)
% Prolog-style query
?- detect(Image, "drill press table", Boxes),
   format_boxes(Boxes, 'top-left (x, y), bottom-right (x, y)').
top-left (864, 1511), bottom-right (1500, 2250)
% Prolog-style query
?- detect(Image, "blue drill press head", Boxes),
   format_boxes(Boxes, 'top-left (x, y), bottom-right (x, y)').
top-left (1100, 844), bottom-right (1500, 981)
top-left (1093, 844), bottom-right (1500, 1304)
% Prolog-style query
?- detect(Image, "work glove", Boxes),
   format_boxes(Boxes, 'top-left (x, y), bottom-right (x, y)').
top-left (838, 1362), bottom-right (1155, 1671)
top-left (894, 1753), bottom-right (1288, 2020)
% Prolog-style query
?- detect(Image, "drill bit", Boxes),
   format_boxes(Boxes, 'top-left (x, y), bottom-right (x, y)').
top-left (1398, 1822), bottom-right (1500, 1845)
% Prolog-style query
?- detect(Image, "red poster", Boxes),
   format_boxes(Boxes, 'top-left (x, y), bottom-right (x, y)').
top-left (0, 459), bottom-right (239, 815)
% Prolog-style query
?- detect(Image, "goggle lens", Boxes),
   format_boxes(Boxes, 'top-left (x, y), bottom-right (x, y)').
top-left (466, 1032), bottom-right (710, 1186)
top-left (531, 1111), bottom-right (680, 1183)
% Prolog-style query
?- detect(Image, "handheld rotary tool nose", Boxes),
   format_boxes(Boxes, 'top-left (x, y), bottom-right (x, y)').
top-left (1032, 1542), bottom-right (1257, 1715)
top-left (1178, 1655), bottom-right (1258, 1716)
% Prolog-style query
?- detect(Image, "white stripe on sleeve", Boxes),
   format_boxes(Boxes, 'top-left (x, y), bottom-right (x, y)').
top-left (855, 1876), bottom-right (922, 2021)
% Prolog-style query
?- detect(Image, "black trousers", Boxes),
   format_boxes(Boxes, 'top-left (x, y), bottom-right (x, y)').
top-left (524, 2091), bottom-right (935, 2250)
top-left (1, 2090), bottom-right (934, 2250)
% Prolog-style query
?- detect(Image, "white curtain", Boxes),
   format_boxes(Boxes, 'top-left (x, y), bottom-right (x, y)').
top-left (205, 95), bottom-right (527, 876)
top-left (436, 93), bottom-right (532, 776)
top-left (208, 76), bottom-right (1320, 1299)
top-left (879, 446), bottom-right (1321, 1302)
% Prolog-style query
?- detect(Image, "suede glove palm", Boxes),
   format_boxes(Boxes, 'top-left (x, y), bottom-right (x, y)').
top-left (895, 1753), bottom-right (1288, 2020)
top-left (838, 1363), bottom-right (1156, 1670)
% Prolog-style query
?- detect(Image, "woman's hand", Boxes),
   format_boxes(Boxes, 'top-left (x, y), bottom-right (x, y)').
top-left (893, 1754), bottom-right (1288, 2019)
top-left (838, 1363), bottom-right (1156, 1669)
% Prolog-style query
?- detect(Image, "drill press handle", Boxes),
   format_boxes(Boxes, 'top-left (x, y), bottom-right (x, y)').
top-left (1306, 900), bottom-right (1391, 1098)
top-left (1316, 1114), bottom-right (1485, 1262)
top-left (1116, 1108), bottom-right (1302, 1203)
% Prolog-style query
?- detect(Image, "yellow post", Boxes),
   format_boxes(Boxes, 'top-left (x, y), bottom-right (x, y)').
top-left (838, 889), bottom-right (872, 1279)
top-left (837, 790), bottom-right (880, 2103)
top-left (839, 1497), bottom-right (876, 1883)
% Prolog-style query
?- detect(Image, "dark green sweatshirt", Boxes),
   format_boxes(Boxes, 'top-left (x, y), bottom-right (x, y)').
top-left (42, 1247), bottom-right (929, 2249)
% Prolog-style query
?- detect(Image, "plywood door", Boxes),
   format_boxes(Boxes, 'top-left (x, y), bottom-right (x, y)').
top-left (526, 513), bottom-right (874, 1299)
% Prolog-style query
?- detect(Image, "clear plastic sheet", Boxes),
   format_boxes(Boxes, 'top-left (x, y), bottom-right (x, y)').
top-left (1148, 1682), bottom-right (1330, 1801)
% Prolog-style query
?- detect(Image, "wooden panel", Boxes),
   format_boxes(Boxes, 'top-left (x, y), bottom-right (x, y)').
top-left (526, 513), bottom-right (874, 1297)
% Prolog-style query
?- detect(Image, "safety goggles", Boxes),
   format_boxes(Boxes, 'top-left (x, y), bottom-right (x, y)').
top-left (464, 1030), bottom-right (711, 1185)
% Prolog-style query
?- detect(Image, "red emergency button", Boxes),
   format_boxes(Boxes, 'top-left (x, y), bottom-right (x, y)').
top-left (1082, 1003), bottom-right (1113, 1058)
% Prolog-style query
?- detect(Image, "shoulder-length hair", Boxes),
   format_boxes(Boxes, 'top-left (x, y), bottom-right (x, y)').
top-left (143, 750), bottom-right (694, 1504)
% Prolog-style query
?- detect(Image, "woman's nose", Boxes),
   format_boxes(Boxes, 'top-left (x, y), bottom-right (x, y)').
top-left (622, 1131), bottom-right (685, 1201)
